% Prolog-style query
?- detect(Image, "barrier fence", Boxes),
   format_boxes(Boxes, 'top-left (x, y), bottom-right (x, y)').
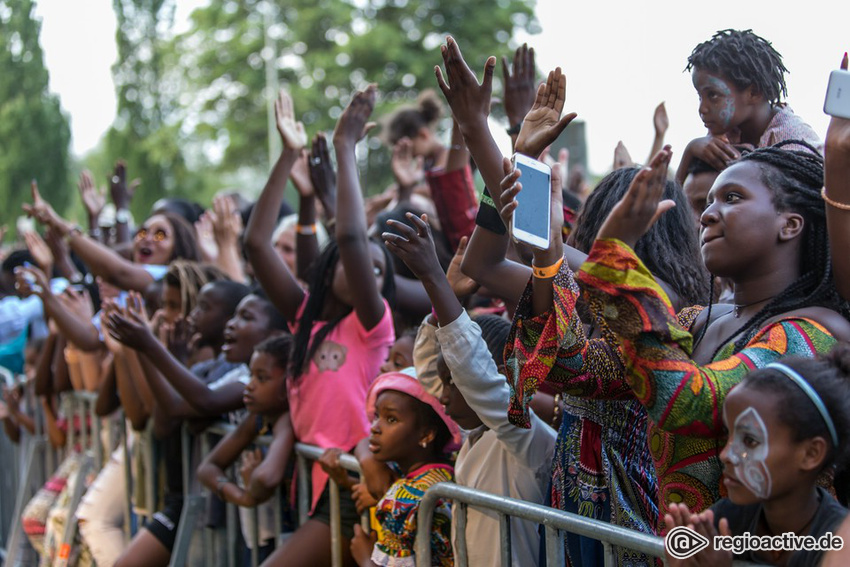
top-left (0, 389), bottom-right (777, 567)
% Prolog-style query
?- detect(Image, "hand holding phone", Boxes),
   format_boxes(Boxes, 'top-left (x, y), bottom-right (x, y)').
top-left (824, 69), bottom-right (850, 119)
top-left (510, 153), bottom-right (552, 250)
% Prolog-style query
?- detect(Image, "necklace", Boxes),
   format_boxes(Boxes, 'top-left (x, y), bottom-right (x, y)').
top-left (733, 295), bottom-right (777, 318)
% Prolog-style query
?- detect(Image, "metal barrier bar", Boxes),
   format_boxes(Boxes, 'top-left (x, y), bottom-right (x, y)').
top-left (415, 482), bottom-right (666, 567)
top-left (54, 455), bottom-right (94, 567)
top-left (2, 437), bottom-right (46, 566)
top-left (120, 419), bottom-right (134, 540)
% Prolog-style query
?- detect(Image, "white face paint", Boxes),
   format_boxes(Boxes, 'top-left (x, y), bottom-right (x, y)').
top-left (726, 407), bottom-right (772, 499)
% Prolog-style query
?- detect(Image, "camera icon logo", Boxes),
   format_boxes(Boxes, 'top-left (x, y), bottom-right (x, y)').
top-left (665, 526), bottom-right (710, 559)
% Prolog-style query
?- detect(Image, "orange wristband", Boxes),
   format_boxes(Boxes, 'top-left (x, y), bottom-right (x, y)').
top-left (531, 257), bottom-right (563, 279)
top-left (296, 223), bottom-right (318, 235)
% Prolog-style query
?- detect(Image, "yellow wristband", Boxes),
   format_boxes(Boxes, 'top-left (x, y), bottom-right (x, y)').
top-left (531, 257), bottom-right (563, 279)
top-left (296, 223), bottom-right (318, 235)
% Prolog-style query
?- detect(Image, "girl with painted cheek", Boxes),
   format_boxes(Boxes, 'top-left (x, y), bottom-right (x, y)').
top-left (676, 29), bottom-right (823, 185)
top-left (665, 348), bottom-right (850, 567)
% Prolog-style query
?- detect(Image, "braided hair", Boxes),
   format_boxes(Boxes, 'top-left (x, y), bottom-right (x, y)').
top-left (290, 239), bottom-right (396, 380)
top-left (570, 168), bottom-right (710, 307)
top-left (711, 141), bottom-right (850, 357)
top-left (685, 29), bottom-right (788, 105)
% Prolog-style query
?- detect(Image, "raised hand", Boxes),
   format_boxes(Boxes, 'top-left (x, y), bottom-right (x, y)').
top-left (165, 317), bottom-right (194, 363)
top-left (597, 145), bottom-right (674, 248)
top-left (391, 137), bottom-right (424, 191)
top-left (446, 236), bottom-right (480, 298)
top-left (435, 36), bottom-right (496, 135)
top-left (382, 213), bottom-right (444, 284)
top-left (23, 230), bottom-right (54, 274)
top-left (308, 132), bottom-right (337, 220)
top-left (22, 180), bottom-right (70, 234)
top-left (109, 161), bottom-right (137, 211)
top-left (14, 264), bottom-right (48, 298)
top-left (78, 171), bottom-right (107, 222)
top-left (290, 149), bottom-right (315, 198)
top-left (502, 43), bottom-right (537, 128)
top-left (208, 195), bottom-right (242, 249)
top-left (653, 102), bottom-right (669, 137)
top-left (333, 85), bottom-right (377, 147)
top-left (613, 141), bottom-right (634, 170)
top-left (274, 89), bottom-right (307, 151)
top-left (105, 301), bottom-right (155, 352)
top-left (194, 213), bottom-right (219, 263)
top-left (514, 67), bottom-right (578, 159)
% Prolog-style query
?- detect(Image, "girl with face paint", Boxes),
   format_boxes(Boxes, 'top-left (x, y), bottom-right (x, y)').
top-left (665, 347), bottom-right (850, 567)
top-left (675, 29), bottom-right (823, 187)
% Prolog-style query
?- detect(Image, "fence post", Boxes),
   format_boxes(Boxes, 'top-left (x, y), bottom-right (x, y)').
top-left (54, 455), bottom-right (94, 567)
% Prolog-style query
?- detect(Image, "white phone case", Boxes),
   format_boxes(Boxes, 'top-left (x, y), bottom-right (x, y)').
top-left (824, 70), bottom-right (850, 120)
top-left (510, 153), bottom-right (551, 250)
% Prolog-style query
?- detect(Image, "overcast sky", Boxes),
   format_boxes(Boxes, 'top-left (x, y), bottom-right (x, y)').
top-left (34, 0), bottom-right (849, 174)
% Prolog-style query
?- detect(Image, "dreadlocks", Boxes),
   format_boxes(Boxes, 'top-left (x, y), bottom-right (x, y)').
top-left (685, 29), bottom-right (788, 105)
top-left (712, 140), bottom-right (850, 356)
top-left (290, 239), bottom-right (396, 380)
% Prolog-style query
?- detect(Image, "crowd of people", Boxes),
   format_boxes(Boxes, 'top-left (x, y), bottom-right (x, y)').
top-left (2, 28), bottom-right (850, 567)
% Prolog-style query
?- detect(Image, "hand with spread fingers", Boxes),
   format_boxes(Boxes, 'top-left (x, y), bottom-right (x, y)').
top-left (597, 146), bottom-right (674, 249)
top-left (446, 236), bottom-right (480, 298)
top-left (381, 213), bottom-right (444, 285)
top-left (434, 36), bottom-right (496, 135)
top-left (514, 67), bottom-right (578, 160)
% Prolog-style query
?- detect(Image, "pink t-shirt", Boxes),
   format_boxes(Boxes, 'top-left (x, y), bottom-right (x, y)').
top-left (288, 296), bottom-right (395, 511)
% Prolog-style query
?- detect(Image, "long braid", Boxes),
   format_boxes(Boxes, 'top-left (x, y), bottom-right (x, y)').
top-left (709, 141), bottom-right (849, 359)
top-left (164, 261), bottom-right (227, 317)
top-left (685, 29), bottom-right (788, 105)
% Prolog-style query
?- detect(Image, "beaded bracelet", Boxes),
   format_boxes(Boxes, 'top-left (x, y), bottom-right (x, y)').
top-left (531, 257), bottom-right (563, 279)
top-left (821, 186), bottom-right (850, 211)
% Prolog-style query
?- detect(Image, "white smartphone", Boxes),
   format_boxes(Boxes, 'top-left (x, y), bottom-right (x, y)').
top-left (824, 69), bottom-right (850, 119)
top-left (511, 153), bottom-right (552, 250)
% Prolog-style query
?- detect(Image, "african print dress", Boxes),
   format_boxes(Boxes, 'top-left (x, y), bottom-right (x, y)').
top-left (372, 463), bottom-right (454, 567)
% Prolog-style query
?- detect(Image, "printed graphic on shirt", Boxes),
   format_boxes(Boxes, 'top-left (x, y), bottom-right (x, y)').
top-left (313, 340), bottom-right (348, 372)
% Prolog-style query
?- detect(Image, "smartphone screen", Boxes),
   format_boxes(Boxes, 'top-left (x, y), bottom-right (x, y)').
top-left (513, 158), bottom-right (551, 243)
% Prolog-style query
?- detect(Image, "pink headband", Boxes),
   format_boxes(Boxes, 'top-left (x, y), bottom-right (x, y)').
top-left (366, 370), bottom-right (462, 453)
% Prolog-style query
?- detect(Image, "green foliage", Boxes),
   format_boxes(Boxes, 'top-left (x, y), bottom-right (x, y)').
top-left (0, 0), bottom-right (71, 235)
top-left (171, 0), bottom-right (538, 195)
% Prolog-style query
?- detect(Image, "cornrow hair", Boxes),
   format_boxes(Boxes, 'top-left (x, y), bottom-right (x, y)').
top-left (290, 239), bottom-right (396, 380)
top-left (685, 29), bottom-right (788, 105)
top-left (709, 140), bottom-right (850, 358)
top-left (571, 168), bottom-right (710, 307)
top-left (164, 261), bottom-right (227, 317)
top-left (254, 334), bottom-right (295, 373)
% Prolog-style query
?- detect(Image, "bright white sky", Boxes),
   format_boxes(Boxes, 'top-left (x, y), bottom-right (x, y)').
top-left (34, 0), bottom-right (849, 175)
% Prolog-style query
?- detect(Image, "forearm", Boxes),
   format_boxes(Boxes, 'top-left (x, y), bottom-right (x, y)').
top-left (34, 332), bottom-right (58, 396)
top-left (114, 352), bottom-right (150, 430)
top-left (393, 275), bottom-right (432, 319)
top-left (94, 359), bottom-right (120, 416)
top-left (3, 417), bottom-right (21, 443)
top-left (296, 196), bottom-right (319, 281)
top-left (245, 149), bottom-right (304, 320)
top-left (67, 231), bottom-right (152, 292)
top-left (456, 120), bottom-right (508, 208)
top-left (41, 398), bottom-right (66, 448)
top-left (124, 349), bottom-right (155, 412)
top-left (42, 295), bottom-right (102, 352)
top-left (13, 410), bottom-right (36, 435)
top-left (215, 241), bottom-right (247, 283)
top-left (460, 226), bottom-right (530, 303)
top-left (824, 134), bottom-right (850, 300)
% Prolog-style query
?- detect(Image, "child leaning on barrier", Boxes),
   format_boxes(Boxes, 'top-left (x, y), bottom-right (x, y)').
top-left (382, 211), bottom-right (556, 566)
top-left (197, 334), bottom-right (296, 563)
top-left (329, 369), bottom-right (461, 567)
top-left (665, 345), bottom-right (850, 567)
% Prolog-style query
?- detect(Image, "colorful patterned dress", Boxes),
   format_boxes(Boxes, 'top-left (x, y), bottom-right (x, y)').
top-left (573, 238), bottom-right (837, 526)
top-left (506, 256), bottom-right (681, 566)
top-left (372, 463), bottom-right (454, 567)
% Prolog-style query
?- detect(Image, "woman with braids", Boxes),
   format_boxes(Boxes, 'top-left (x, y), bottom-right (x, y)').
top-left (540, 141), bottom-right (850, 529)
top-left (676, 29), bottom-right (822, 184)
top-left (245, 88), bottom-right (395, 567)
top-left (435, 38), bottom-right (707, 565)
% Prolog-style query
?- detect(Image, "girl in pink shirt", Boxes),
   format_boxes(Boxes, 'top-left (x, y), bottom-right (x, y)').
top-left (245, 87), bottom-right (396, 567)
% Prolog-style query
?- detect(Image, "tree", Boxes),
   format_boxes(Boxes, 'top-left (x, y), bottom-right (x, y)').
top-left (171, 0), bottom-right (538, 192)
top-left (0, 0), bottom-right (71, 233)
top-left (107, 0), bottom-right (210, 220)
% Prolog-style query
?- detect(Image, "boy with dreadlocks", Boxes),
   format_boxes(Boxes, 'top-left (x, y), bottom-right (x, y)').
top-left (676, 29), bottom-right (822, 184)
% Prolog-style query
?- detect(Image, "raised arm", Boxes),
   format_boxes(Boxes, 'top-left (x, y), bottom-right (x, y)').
top-left (244, 90), bottom-right (307, 322)
top-left (24, 181), bottom-right (154, 292)
top-left (332, 85), bottom-right (386, 330)
top-left (289, 147), bottom-right (320, 281)
top-left (647, 102), bottom-right (669, 166)
top-left (824, 54), bottom-right (850, 301)
top-left (208, 195), bottom-right (247, 283)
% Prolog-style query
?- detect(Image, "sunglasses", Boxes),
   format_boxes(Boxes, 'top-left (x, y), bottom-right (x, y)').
top-left (134, 228), bottom-right (169, 242)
